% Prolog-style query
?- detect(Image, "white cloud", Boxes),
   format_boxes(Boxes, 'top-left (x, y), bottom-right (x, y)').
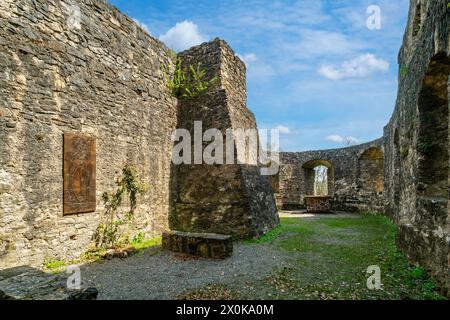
top-left (287, 30), bottom-right (365, 58)
top-left (223, 1), bottom-right (329, 32)
top-left (325, 135), bottom-right (360, 145)
top-left (237, 53), bottom-right (278, 79)
top-left (159, 20), bottom-right (207, 52)
top-left (238, 53), bottom-right (258, 66)
top-left (318, 54), bottom-right (389, 80)
top-left (132, 18), bottom-right (150, 34)
top-left (274, 125), bottom-right (291, 134)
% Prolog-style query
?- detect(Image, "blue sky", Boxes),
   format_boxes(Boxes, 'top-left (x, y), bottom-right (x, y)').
top-left (110, 0), bottom-right (410, 151)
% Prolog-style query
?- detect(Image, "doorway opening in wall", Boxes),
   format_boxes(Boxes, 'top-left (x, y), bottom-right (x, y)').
top-left (417, 52), bottom-right (450, 199)
top-left (303, 160), bottom-right (335, 197)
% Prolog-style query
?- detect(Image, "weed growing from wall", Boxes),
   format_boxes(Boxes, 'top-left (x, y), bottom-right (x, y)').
top-left (399, 65), bottom-right (409, 78)
top-left (163, 58), bottom-right (217, 99)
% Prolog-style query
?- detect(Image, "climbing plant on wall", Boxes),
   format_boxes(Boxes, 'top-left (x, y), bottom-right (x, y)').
top-left (93, 165), bottom-right (148, 248)
top-left (163, 58), bottom-right (217, 99)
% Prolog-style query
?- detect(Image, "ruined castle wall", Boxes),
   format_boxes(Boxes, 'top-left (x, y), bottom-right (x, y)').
top-left (383, 0), bottom-right (450, 295)
top-left (170, 40), bottom-right (279, 238)
top-left (278, 139), bottom-right (385, 213)
top-left (0, 0), bottom-right (178, 268)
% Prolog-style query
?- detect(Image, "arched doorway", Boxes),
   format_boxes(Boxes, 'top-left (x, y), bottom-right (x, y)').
top-left (417, 52), bottom-right (450, 199)
top-left (358, 147), bottom-right (384, 194)
top-left (302, 160), bottom-right (334, 196)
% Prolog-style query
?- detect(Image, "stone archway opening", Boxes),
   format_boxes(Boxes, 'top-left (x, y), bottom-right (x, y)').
top-left (417, 52), bottom-right (450, 199)
top-left (303, 160), bottom-right (335, 196)
top-left (358, 147), bottom-right (384, 194)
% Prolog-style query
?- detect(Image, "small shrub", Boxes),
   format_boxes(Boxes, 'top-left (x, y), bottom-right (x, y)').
top-left (163, 58), bottom-right (217, 99)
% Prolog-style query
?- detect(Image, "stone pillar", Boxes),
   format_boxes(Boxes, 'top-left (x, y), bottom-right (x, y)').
top-left (169, 39), bottom-right (279, 239)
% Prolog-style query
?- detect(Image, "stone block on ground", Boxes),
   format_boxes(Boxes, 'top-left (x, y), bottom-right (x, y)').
top-left (66, 288), bottom-right (98, 300)
top-left (304, 196), bottom-right (332, 213)
top-left (0, 290), bottom-right (15, 300)
top-left (162, 231), bottom-right (233, 259)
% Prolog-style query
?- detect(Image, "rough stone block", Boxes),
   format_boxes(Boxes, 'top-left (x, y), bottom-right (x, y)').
top-left (304, 196), bottom-right (331, 213)
top-left (0, 290), bottom-right (15, 300)
top-left (66, 288), bottom-right (98, 300)
top-left (162, 231), bottom-right (233, 259)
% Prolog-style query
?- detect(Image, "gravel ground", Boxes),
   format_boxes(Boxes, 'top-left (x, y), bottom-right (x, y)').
top-left (80, 243), bottom-right (292, 300)
top-left (0, 212), bottom-right (367, 300)
top-left (79, 212), bottom-right (356, 300)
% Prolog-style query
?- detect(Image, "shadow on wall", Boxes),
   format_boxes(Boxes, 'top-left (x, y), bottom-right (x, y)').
top-left (416, 52), bottom-right (450, 200)
top-left (358, 147), bottom-right (384, 194)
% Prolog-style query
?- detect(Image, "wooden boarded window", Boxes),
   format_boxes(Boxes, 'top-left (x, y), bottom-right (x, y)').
top-left (63, 133), bottom-right (96, 215)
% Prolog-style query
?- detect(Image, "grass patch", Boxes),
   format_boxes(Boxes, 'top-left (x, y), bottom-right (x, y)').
top-left (243, 226), bottom-right (283, 244)
top-left (44, 259), bottom-right (67, 271)
top-left (131, 236), bottom-right (162, 251)
top-left (186, 213), bottom-right (446, 300)
top-left (42, 235), bottom-right (163, 273)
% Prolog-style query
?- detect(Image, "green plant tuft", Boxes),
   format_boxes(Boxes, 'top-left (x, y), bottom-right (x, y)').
top-left (410, 266), bottom-right (427, 280)
top-left (399, 65), bottom-right (409, 78)
top-left (401, 148), bottom-right (409, 159)
top-left (44, 258), bottom-right (66, 271)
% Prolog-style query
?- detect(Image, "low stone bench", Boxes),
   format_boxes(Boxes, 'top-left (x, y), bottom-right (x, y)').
top-left (162, 231), bottom-right (233, 259)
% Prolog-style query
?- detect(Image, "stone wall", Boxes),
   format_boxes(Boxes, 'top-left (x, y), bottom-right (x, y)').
top-left (1, 0), bottom-right (448, 298)
top-left (169, 40), bottom-right (279, 239)
top-left (0, 0), bottom-right (178, 268)
top-left (383, 0), bottom-right (449, 295)
top-left (0, 1), bottom-right (279, 269)
top-left (277, 139), bottom-right (385, 213)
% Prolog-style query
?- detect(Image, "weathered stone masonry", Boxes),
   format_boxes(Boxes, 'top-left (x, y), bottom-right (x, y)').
top-left (0, 0), bottom-right (278, 268)
top-left (276, 139), bottom-right (385, 213)
top-left (383, 0), bottom-right (450, 295)
top-left (0, 0), bottom-right (449, 297)
top-left (0, 0), bottom-right (178, 268)
top-left (275, 0), bottom-right (450, 296)
top-left (169, 40), bottom-right (279, 239)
